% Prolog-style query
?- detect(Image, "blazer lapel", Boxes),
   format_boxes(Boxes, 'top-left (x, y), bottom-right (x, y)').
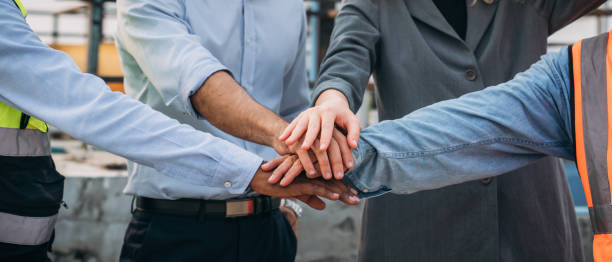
top-left (403, 0), bottom-right (462, 42)
top-left (465, 0), bottom-right (499, 50)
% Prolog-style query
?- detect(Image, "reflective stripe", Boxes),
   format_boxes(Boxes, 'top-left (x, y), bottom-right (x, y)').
top-left (573, 41), bottom-right (595, 207)
top-left (0, 127), bottom-right (50, 156)
top-left (12, 0), bottom-right (27, 17)
top-left (0, 212), bottom-right (56, 245)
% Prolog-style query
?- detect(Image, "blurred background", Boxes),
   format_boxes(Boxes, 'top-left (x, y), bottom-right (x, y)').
top-left (18, 0), bottom-right (612, 261)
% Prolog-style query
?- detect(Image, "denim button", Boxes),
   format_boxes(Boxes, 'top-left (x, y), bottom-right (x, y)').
top-left (480, 178), bottom-right (492, 185)
top-left (465, 69), bottom-right (478, 81)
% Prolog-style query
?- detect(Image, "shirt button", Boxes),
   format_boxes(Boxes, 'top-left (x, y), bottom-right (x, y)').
top-left (465, 69), bottom-right (478, 81)
top-left (224, 181), bottom-right (232, 188)
top-left (481, 178), bottom-right (492, 185)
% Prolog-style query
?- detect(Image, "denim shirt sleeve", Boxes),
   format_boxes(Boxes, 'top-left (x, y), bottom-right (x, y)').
top-left (346, 49), bottom-right (575, 197)
top-left (115, 0), bottom-right (228, 119)
top-left (0, 5), bottom-right (262, 197)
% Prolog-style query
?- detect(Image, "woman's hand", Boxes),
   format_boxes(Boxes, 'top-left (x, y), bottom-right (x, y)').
top-left (279, 89), bottom-right (361, 153)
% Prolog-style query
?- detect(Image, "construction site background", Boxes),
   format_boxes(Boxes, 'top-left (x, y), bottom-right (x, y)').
top-left (20, 0), bottom-right (612, 261)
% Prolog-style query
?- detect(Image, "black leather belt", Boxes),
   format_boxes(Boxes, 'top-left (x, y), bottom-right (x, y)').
top-left (135, 196), bottom-right (281, 218)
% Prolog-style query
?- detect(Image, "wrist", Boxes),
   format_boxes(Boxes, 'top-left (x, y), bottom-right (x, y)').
top-left (316, 89), bottom-right (350, 108)
top-left (268, 121), bottom-right (290, 154)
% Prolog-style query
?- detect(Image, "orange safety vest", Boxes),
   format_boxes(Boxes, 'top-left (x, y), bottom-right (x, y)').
top-left (570, 31), bottom-right (612, 262)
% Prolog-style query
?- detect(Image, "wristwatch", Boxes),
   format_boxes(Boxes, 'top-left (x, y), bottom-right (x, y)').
top-left (280, 198), bottom-right (302, 218)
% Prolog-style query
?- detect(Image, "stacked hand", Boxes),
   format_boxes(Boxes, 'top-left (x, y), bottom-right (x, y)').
top-left (256, 89), bottom-right (363, 208)
top-left (249, 165), bottom-right (360, 209)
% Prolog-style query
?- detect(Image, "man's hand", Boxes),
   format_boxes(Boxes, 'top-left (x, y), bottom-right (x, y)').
top-left (249, 165), bottom-right (360, 210)
top-left (279, 89), bottom-right (361, 151)
top-left (279, 206), bottom-right (298, 237)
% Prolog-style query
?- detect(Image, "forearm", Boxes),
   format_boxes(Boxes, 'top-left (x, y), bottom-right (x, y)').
top-left (0, 10), bottom-right (262, 194)
top-left (311, 0), bottom-right (380, 111)
top-left (191, 71), bottom-right (288, 150)
top-left (346, 50), bottom-right (576, 197)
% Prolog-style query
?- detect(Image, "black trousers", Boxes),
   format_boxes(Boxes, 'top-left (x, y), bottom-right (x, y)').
top-left (0, 240), bottom-right (53, 262)
top-left (120, 208), bottom-right (297, 262)
top-left (0, 156), bottom-right (62, 262)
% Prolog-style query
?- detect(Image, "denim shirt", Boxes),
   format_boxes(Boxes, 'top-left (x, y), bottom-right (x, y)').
top-left (346, 48), bottom-right (575, 198)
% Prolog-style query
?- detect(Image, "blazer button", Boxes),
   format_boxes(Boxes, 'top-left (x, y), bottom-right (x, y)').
top-left (481, 178), bottom-right (492, 185)
top-left (465, 69), bottom-right (478, 81)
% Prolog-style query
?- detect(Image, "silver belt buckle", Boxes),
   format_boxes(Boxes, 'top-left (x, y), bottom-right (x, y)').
top-left (226, 199), bottom-right (254, 217)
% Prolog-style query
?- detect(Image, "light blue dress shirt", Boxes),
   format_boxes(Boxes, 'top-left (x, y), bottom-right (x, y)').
top-left (0, 0), bottom-right (262, 197)
top-left (115, 0), bottom-right (310, 200)
top-left (347, 49), bottom-right (576, 198)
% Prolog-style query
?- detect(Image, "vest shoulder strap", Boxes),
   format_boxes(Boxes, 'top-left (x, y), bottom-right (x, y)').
top-left (12, 0), bottom-right (27, 18)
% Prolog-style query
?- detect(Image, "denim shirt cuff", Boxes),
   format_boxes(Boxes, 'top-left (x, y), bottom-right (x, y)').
top-left (344, 140), bottom-right (391, 199)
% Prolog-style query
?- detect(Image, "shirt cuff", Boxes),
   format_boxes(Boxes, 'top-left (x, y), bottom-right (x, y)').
top-left (311, 79), bottom-right (360, 112)
top-left (212, 145), bottom-right (263, 195)
top-left (182, 63), bottom-right (232, 119)
top-left (343, 139), bottom-right (391, 199)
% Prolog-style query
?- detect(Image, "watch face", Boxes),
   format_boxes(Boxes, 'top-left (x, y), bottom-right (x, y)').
top-left (282, 199), bottom-right (302, 217)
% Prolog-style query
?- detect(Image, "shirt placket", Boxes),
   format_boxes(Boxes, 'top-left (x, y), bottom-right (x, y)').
top-left (240, 0), bottom-right (257, 152)
top-left (241, 0), bottom-right (256, 92)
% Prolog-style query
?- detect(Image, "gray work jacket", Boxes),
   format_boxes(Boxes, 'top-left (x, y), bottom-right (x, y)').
top-left (312, 0), bottom-right (605, 261)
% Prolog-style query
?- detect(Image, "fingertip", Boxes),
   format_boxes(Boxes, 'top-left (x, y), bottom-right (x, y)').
top-left (285, 139), bottom-right (297, 146)
top-left (347, 161), bottom-right (354, 168)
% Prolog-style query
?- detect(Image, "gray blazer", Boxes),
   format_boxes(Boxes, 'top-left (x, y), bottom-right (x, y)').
top-left (312, 0), bottom-right (605, 261)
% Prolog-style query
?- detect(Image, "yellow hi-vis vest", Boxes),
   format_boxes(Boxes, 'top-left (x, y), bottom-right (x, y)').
top-left (571, 31), bottom-right (612, 262)
top-left (0, 0), bottom-right (58, 247)
top-left (1, 0), bottom-right (46, 134)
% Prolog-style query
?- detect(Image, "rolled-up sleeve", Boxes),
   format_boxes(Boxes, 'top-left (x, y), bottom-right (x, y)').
top-left (0, 4), bottom-right (261, 197)
top-left (115, 0), bottom-right (228, 118)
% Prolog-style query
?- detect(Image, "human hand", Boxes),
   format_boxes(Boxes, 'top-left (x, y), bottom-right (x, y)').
top-left (272, 127), bottom-right (353, 181)
top-left (280, 206), bottom-right (298, 237)
top-left (249, 166), bottom-right (360, 210)
top-left (279, 89), bottom-right (361, 155)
